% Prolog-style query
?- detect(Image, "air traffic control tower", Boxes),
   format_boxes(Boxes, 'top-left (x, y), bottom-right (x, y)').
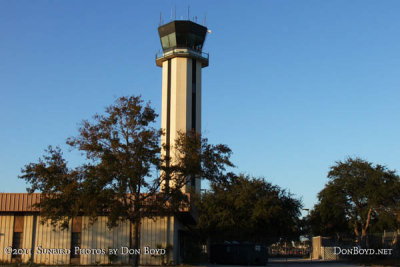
top-left (156, 20), bottom-right (209, 194)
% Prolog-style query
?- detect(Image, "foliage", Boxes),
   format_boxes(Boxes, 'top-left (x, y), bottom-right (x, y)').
top-left (308, 185), bottom-right (351, 238)
top-left (310, 157), bottom-right (400, 244)
top-left (196, 174), bottom-right (303, 245)
top-left (19, 95), bottom-right (234, 266)
top-left (20, 97), bottom-right (163, 224)
top-left (171, 130), bottom-right (234, 187)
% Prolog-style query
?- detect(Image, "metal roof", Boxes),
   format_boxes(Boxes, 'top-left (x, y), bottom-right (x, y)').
top-left (0, 193), bottom-right (191, 213)
top-left (0, 193), bottom-right (40, 212)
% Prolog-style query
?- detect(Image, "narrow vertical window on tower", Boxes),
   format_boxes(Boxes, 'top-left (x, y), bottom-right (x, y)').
top-left (191, 59), bottom-right (197, 187)
top-left (191, 59), bottom-right (197, 131)
top-left (166, 59), bottom-right (172, 165)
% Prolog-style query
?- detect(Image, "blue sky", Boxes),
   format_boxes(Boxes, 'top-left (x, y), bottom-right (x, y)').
top-left (1, 0), bottom-right (400, 211)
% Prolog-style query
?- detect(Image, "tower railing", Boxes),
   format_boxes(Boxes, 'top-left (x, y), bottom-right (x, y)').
top-left (155, 48), bottom-right (209, 61)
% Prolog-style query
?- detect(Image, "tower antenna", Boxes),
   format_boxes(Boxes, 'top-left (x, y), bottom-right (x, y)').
top-left (174, 5), bottom-right (176, 20)
top-left (188, 6), bottom-right (190, 20)
top-left (204, 13), bottom-right (207, 26)
top-left (159, 12), bottom-right (162, 26)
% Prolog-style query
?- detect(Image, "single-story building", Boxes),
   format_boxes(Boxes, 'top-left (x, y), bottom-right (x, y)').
top-left (0, 193), bottom-right (194, 265)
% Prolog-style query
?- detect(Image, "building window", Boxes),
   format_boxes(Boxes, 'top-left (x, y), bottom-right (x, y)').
top-left (71, 217), bottom-right (82, 260)
top-left (12, 216), bottom-right (24, 259)
top-left (71, 233), bottom-right (81, 258)
top-left (12, 232), bottom-right (23, 258)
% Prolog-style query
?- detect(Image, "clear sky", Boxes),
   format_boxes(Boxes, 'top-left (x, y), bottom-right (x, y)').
top-left (1, 0), bottom-right (400, 211)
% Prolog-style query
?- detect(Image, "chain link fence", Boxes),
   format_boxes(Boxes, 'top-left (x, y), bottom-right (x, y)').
top-left (312, 231), bottom-right (400, 263)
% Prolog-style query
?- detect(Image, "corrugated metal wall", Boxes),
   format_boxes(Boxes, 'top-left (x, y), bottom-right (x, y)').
top-left (21, 215), bottom-right (34, 263)
top-left (34, 216), bottom-right (71, 265)
top-left (80, 216), bottom-right (130, 265)
top-left (140, 216), bottom-right (174, 265)
top-left (0, 215), bottom-right (14, 262)
top-left (0, 215), bottom-right (177, 265)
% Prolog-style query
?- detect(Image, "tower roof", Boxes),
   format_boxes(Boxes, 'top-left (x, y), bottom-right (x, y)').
top-left (158, 20), bottom-right (207, 52)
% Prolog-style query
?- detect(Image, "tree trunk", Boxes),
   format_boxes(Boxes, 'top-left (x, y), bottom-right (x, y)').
top-left (361, 208), bottom-right (373, 248)
top-left (335, 232), bottom-right (341, 243)
top-left (132, 221), bottom-right (141, 267)
top-left (354, 222), bottom-right (360, 243)
top-left (392, 231), bottom-right (398, 246)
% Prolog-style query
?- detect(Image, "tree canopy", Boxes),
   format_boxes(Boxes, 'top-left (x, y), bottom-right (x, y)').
top-left (19, 95), bottom-right (234, 266)
top-left (196, 174), bottom-right (303, 245)
top-left (309, 157), bottom-right (400, 244)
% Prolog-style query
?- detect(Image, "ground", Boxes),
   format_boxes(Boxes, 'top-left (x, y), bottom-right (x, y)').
top-left (209, 264), bottom-right (371, 267)
top-left (207, 258), bottom-right (397, 267)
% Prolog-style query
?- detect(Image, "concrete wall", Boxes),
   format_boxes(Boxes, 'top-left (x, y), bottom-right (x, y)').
top-left (312, 236), bottom-right (339, 260)
top-left (312, 236), bottom-right (321, 259)
top-left (0, 215), bottom-right (178, 265)
top-left (160, 56), bottom-right (202, 194)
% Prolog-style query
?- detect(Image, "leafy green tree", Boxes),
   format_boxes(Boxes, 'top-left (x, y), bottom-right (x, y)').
top-left (197, 174), bottom-right (303, 245)
top-left (19, 96), bottom-right (233, 266)
top-left (311, 157), bottom-right (400, 245)
top-left (308, 195), bottom-right (351, 239)
top-left (172, 130), bottom-right (234, 186)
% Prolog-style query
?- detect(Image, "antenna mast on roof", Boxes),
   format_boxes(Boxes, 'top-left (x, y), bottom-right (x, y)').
top-left (159, 12), bottom-right (162, 26)
top-left (188, 6), bottom-right (190, 20)
top-left (174, 5), bottom-right (176, 20)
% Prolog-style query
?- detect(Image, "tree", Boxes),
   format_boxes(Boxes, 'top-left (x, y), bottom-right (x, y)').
top-left (308, 193), bottom-right (351, 239)
top-left (311, 157), bottom-right (400, 246)
top-left (196, 174), bottom-right (303, 245)
top-left (19, 96), bottom-right (233, 266)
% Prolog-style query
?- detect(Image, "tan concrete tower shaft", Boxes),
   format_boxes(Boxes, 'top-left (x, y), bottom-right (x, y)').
top-left (156, 20), bottom-right (209, 194)
top-left (160, 56), bottom-right (203, 193)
